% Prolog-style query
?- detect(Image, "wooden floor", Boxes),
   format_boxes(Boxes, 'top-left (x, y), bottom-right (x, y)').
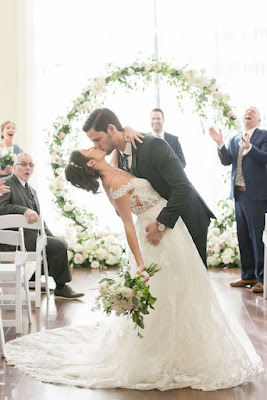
top-left (0, 267), bottom-right (266, 400)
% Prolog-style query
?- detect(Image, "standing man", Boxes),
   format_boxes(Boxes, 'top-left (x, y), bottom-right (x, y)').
top-left (150, 108), bottom-right (186, 168)
top-left (0, 153), bottom-right (85, 300)
top-left (209, 106), bottom-right (267, 293)
top-left (83, 108), bottom-right (215, 267)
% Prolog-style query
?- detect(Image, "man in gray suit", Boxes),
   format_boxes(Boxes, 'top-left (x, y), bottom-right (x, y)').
top-left (0, 153), bottom-right (84, 300)
top-left (150, 108), bottom-right (186, 168)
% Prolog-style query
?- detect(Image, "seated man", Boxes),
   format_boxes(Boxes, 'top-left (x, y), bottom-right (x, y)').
top-left (0, 153), bottom-right (84, 300)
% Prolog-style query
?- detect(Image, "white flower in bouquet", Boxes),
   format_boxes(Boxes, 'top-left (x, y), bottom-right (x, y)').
top-left (0, 147), bottom-right (16, 167)
top-left (222, 254), bottom-right (232, 264)
top-left (93, 263), bottom-right (161, 338)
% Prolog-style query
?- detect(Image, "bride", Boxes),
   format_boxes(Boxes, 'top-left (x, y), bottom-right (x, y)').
top-left (5, 147), bottom-right (263, 391)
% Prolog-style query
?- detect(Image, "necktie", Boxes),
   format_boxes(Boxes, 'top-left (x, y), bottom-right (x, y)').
top-left (25, 182), bottom-right (38, 211)
top-left (235, 145), bottom-right (245, 186)
top-left (122, 153), bottom-right (130, 172)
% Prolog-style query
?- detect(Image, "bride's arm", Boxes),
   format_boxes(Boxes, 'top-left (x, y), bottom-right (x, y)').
top-left (113, 193), bottom-right (149, 281)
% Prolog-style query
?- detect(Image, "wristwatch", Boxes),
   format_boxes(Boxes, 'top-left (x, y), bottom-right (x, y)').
top-left (156, 222), bottom-right (166, 232)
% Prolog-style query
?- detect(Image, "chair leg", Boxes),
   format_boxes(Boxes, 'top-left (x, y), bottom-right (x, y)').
top-left (23, 266), bottom-right (32, 325)
top-left (0, 310), bottom-right (6, 358)
top-left (43, 251), bottom-right (50, 300)
top-left (16, 266), bottom-right (22, 334)
top-left (35, 258), bottom-right (41, 308)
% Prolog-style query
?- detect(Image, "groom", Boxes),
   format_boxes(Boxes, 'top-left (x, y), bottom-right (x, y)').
top-left (83, 108), bottom-right (215, 266)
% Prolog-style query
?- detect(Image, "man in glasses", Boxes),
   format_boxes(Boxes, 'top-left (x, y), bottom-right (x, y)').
top-left (0, 153), bottom-right (84, 300)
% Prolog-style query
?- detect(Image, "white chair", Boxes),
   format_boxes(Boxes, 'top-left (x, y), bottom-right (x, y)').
top-left (263, 213), bottom-right (267, 300)
top-left (0, 215), bottom-right (49, 307)
top-left (0, 228), bottom-right (32, 334)
top-left (0, 308), bottom-right (5, 358)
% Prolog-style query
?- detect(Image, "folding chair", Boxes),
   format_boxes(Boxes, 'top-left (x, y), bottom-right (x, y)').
top-left (0, 215), bottom-right (49, 307)
top-left (0, 308), bottom-right (6, 358)
top-left (0, 228), bottom-right (31, 334)
top-left (263, 213), bottom-right (267, 300)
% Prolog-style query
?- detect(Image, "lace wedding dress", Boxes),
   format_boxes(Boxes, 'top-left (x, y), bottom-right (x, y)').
top-left (5, 178), bottom-right (263, 391)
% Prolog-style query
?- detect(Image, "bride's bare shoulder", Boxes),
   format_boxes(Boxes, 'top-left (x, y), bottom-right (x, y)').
top-left (109, 172), bottom-right (135, 199)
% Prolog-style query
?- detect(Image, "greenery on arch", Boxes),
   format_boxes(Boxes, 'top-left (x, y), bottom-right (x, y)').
top-left (47, 57), bottom-right (240, 268)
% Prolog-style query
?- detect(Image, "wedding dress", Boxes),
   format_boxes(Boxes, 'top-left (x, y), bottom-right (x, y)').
top-left (5, 177), bottom-right (263, 391)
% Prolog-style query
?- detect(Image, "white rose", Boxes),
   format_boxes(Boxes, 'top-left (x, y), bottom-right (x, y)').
top-left (222, 254), bottom-right (232, 264)
top-left (63, 203), bottom-right (72, 212)
top-left (58, 131), bottom-right (65, 139)
top-left (67, 250), bottom-right (73, 261)
top-left (75, 215), bottom-right (83, 223)
top-left (52, 154), bottom-right (62, 164)
top-left (91, 260), bottom-right (100, 269)
top-left (61, 118), bottom-right (69, 126)
top-left (73, 253), bottom-right (84, 264)
top-left (73, 243), bottom-right (83, 252)
top-left (127, 67), bottom-right (135, 75)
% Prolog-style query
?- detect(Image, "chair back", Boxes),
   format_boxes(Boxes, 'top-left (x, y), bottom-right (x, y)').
top-left (0, 215), bottom-right (45, 234)
top-left (0, 228), bottom-right (25, 248)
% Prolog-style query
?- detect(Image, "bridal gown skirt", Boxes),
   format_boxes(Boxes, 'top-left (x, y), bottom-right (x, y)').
top-left (5, 199), bottom-right (263, 391)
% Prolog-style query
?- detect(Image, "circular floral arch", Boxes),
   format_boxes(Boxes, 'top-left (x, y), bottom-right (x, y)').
top-left (47, 57), bottom-right (239, 268)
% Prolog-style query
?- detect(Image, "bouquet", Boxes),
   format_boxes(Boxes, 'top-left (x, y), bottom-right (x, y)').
top-left (0, 147), bottom-right (16, 168)
top-left (93, 263), bottom-right (161, 338)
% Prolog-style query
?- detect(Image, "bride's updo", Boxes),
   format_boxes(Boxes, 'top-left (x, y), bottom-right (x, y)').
top-left (65, 150), bottom-right (101, 194)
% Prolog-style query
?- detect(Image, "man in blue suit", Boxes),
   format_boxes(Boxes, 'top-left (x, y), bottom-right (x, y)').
top-left (209, 106), bottom-right (267, 293)
top-left (150, 108), bottom-right (186, 168)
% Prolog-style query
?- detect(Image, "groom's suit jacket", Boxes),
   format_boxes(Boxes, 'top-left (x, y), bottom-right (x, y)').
top-left (119, 135), bottom-right (215, 239)
top-left (218, 128), bottom-right (267, 200)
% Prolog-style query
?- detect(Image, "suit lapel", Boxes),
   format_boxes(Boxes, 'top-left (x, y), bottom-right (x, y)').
top-left (12, 175), bottom-right (36, 210)
top-left (131, 145), bottom-right (137, 175)
top-left (250, 128), bottom-right (260, 145)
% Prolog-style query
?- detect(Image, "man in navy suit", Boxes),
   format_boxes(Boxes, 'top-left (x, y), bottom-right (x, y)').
top-left (150, 108), bottom-right (186, 168)
top-left (209, 106), bottom-right (267, 293)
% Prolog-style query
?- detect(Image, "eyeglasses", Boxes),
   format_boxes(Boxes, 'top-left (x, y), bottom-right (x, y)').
top-left (15, 162), bottom-right (35, 167)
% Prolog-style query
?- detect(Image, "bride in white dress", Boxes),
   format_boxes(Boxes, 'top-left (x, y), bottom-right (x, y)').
top-left (5, 148), bottom-right (263, 391)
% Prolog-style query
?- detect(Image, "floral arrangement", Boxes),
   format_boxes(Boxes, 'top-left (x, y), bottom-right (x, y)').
top-left (47, 57), bottom-right (240, 268)
top-left (93, 263), bottom-right (161, 338)
top-left (0, 147), bottom-right (16, 167)
top-left (62, 224), bottom-right (126, 268)
top-left (207, 198), bottom-right (240, 268)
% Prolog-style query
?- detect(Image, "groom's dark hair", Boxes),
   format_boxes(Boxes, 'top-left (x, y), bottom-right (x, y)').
top-left (82, 108), bottom-right (123, 133)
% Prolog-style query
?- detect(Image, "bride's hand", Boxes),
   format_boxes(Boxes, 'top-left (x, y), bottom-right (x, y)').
top-left (123, 127), bottom-right (146, 150)
top-left (136, 266), bottom-right (150, 282)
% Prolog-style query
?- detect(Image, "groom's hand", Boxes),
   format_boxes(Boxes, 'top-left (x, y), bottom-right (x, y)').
top-left (145, 222), bottom-right (165, 246)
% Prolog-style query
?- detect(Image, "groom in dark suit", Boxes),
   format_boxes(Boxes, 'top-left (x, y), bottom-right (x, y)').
top-left (83, 108), bottom-right (215, 267)
top-left (150, 108), bottom-right (186, 168)
top-left (0, 153), bottom-right (84, 299)
top-left (210, 106), bottom-right (267, 293)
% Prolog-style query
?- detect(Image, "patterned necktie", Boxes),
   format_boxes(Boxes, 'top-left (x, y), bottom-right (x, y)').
top-left (235, 145), bottom-right (245, 186)
top-left (122, 153), bottom-right (130, 172)
top-left (25, 182), bottom-right (38, 211)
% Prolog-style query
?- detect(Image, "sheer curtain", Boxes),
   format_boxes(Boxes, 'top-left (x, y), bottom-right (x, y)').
top-left (28, 0), bottom-right (267, 233)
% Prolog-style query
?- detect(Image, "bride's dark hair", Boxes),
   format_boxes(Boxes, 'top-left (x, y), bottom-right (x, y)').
top-left (65, 150), bottom-right (101, 194)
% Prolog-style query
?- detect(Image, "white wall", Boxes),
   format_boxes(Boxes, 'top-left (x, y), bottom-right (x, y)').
top-left (0, 0), bottom-right (19, 129)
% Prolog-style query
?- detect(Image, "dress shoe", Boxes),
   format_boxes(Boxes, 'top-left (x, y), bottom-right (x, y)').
top-left (54, 284), bottom-right (85, 300)
top-left (251, 282), bottom-right (263, 293)
top-left (230, 278), bottom-right (258, 287)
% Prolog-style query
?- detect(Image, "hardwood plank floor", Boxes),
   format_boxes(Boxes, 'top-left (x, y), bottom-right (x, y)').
top-left (0, 267), bottom-right (266, 400)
